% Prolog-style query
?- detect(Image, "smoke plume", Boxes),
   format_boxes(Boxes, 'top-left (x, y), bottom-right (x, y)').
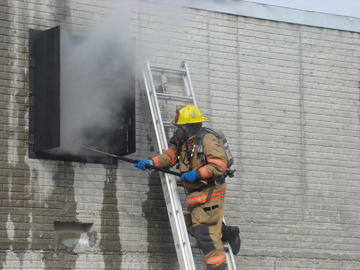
top-left (58, 1), bottom-right (135, 156)
top-left (45, 0), bottom-right (188, 160)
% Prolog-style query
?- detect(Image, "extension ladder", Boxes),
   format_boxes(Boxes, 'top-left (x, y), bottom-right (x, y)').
top-left (142, 59), bottom-right (237, 270)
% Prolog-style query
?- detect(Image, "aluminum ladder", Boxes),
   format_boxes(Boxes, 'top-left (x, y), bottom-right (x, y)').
top-left (142, 59), bottom-right (237, 270)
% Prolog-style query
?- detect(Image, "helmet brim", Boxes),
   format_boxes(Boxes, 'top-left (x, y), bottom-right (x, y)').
top-left (172, 116), bottom-right (209, 125)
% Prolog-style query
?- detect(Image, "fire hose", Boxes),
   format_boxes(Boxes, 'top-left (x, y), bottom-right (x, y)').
top-left (82, 146), bottom-right (181, 177)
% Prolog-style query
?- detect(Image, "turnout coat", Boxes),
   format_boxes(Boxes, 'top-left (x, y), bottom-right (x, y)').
top-left (151, 132), bottom-right (227, 204)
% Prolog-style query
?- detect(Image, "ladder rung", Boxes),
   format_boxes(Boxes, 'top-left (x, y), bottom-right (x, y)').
top-left (163, 121), bottom-right (173, 127)
top-left (157, 93), bottom-right (193, 102)
top-left (151, 66), bottom-right (185, 75)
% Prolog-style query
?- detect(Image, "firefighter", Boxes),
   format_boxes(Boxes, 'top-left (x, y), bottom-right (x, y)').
top-left (134, 105), bottom-right (240, 270)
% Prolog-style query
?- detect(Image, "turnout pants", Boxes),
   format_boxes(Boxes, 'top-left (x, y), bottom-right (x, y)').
top-left (185, 184), bottom-right (226, 269)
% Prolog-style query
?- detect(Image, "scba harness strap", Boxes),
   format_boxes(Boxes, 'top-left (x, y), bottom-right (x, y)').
top-left (196, 128), bottom-right (236, 179)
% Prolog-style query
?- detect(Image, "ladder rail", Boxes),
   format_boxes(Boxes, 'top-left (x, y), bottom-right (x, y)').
top-left (143, 72), bottom-right (163, 150)
top-left (145, 59), bottom-right (168, 151)
top-left (143, 60), bottom-right (196, 270)
top-left (224, 243), bottom-right (237, 270)
top-left (181, 61), bottom-right (197, 107)
top-left (163, 173), bottom-right (195, 270)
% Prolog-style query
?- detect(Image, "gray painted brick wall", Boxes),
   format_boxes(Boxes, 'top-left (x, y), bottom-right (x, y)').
top-left (1, 0), bottom-right (360, 269)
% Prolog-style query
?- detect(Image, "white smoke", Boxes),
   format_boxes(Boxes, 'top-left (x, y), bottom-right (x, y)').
top-left (59, 0), bottom-right (136, 154)
top-left (49, 0), bottom-right (188, 158)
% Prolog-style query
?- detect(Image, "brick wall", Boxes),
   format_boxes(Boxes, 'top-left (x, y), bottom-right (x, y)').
top-left (1, 0), bottom-right (360, 269)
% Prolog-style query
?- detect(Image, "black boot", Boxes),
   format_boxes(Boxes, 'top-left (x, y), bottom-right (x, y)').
top-left (221, 223), bottom-right (241, 255)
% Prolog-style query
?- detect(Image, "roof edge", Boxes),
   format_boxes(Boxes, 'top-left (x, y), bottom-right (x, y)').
top-left (147, 0), bottom-right (360, 33)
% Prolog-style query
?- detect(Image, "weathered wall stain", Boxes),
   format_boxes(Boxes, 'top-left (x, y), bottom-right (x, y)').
top-left (2, 0), bottom-right (32, 267)
top-left (100, 165), bottom-right (122, 269)
top-left (142, 171), bottom-right (177, 269)
top-left (40, 163), bottom-right (78, 269)
top-left (0, 5), bottom-right (10, 269)
top-left (1, 0), bottom-right (79, 268)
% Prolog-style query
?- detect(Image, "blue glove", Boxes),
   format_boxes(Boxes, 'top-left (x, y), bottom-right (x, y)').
top-left (134, 159), bottom-right (152, 171)
top-left (180, 170), bottom-right (198, 183)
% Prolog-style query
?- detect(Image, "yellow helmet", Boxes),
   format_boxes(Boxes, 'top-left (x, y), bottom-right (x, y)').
top-left (172, 105), bottom-right (209, 125)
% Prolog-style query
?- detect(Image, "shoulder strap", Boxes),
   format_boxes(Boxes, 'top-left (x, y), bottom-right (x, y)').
top-left (196, 127), bottom-right (219, 162)
top-left (196, 127), bottom-right (207, 144)
top-left (198, 126), bottom-right (218, 139)
top-left (196, 127), bottom-right (209, 163)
